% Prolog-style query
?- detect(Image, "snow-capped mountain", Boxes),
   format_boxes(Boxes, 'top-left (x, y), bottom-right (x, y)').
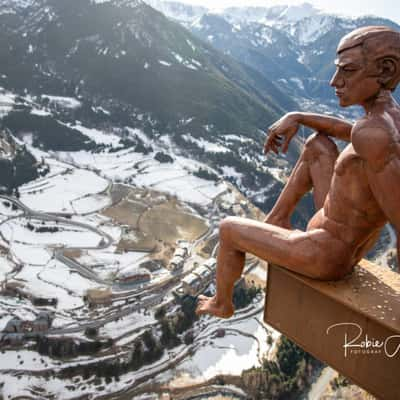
top-left (223, 3), bottom-right (321, 25)
top-left (146, 1), bottom-right (400, 108)
top-left (145, 0), bottom-right (207, 23)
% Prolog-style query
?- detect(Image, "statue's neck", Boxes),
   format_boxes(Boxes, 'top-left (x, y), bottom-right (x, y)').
top-left (363, 89), bottom-right (396, 114)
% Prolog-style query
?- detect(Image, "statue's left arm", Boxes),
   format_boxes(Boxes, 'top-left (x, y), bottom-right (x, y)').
top-left (352, 120), bottom-right (400, 271)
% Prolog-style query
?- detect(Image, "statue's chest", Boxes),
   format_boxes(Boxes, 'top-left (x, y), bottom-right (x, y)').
top-left (334, 144), bottom-right (364, 176)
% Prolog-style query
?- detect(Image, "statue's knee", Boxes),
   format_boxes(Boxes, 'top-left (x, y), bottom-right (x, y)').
top-left (219, 217), bottom-right (234, 239)
top-left (219, 217), bottom-right (240, 240)
top-left (304, 133), bottom-right (338, 158)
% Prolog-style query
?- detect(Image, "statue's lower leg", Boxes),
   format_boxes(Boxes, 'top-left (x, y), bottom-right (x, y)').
top-left (265, 133), bottom-right (338, 228)
top-left (196, 225), bottom-right (245, 318)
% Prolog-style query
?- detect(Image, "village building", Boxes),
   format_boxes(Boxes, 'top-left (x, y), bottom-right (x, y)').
top-left (173, 247), bottom-right (187, 258)
top-left (116, 266), bottom-right (151, 285)
top-left (168, 255), bottom-right (184, 271)
top-left (33, 312), bottom-right (53, 332)
top-left (182, 273), bottom-right (202, 296)
top-left (3, 318), bottom-right (23, 334)
top-left (0, 333), bottom-right (25, 346)
top-left (176, 240), bottom-right (190, 253)
top-left (192, 265), bottom-right (213, 282)
top-left (203, 258), bottom-right (217, 272)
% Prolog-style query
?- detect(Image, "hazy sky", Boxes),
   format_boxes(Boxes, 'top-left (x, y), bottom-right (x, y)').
top-left (172, 0), bottom-right (400, 24)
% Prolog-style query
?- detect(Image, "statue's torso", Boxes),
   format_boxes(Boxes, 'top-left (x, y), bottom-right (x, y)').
top-left (308, 107), bottom-right (400, 259)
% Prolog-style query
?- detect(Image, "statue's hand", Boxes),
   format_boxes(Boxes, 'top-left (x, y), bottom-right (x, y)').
top-left (264, 113), bottom-right (300, 154)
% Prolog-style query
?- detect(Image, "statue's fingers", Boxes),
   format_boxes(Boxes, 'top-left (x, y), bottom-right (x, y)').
top-left (264, 135), bottom-right (274, 153)
top-left (282, 136), bottom-right (291, 153)
top-left (270, 141), bottom-right (279, 154)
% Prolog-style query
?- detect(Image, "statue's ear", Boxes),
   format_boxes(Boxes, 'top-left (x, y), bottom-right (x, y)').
top-left (377, 57), bottom-right (399, 89)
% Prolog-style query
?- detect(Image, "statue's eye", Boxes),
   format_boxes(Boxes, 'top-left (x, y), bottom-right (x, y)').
top-left (343, 66), bottom-right (358, 72)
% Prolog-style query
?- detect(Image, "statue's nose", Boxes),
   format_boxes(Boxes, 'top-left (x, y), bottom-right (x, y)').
top-left (330, 70), bottom-right (344, 88)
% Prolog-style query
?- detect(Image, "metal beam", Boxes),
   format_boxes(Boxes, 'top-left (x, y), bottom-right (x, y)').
top-left (264, 259), bottom-right (400, 400)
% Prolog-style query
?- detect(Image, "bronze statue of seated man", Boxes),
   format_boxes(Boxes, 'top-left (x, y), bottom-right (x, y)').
top-left (196, 26), bottom-right (400, 319)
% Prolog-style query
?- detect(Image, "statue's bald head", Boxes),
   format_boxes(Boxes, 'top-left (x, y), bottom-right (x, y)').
top-left (337, 26), bottom-right (400, 91)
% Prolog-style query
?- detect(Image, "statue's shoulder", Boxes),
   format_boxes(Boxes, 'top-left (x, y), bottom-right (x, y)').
top-left (351, 113), bottom-right (398, 171)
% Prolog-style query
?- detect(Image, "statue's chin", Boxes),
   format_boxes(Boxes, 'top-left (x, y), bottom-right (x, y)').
top-left (338, 98), bottom-right (351, 107)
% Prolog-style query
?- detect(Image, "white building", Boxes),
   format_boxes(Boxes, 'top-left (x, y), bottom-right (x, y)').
top-left (193, 265), bottom-right (212, 281)
top-left (116, 266), bottom-right (151, 284)
top-left (182, 273), bottom-right (202, 296)
top-left (168, 255), bottom-right (184, 271)
top-left (203, 258), bottom-right (217, 271)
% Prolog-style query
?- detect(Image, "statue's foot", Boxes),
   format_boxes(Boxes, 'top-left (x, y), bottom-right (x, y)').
top-left (195, 295), bottom-right (234, 319)
top-left (264, 213), bottom-right (292, 229)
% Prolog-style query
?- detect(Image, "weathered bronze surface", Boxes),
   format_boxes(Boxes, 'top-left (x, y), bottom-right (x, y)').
top-left (265, 259), bottom-right (400, 400)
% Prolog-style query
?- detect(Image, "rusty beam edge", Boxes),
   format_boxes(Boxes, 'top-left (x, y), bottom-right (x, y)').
top-left (267, 263), bottom-right (400, 334)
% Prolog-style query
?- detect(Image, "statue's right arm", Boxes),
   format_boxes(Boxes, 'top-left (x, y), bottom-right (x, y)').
top-left (296, 112), bottom-right (352, 142)
top-left (264, 112), bottom-right (352, 154)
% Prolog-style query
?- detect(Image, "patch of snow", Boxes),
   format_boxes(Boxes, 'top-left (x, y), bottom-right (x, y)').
top-left (30, 108), bottom-right (51, 116)
top-left (191, 59), bottom-right (202, 67)
top-left (71, 194), bottom-right (111, 215)
top-left (290, 77), bottom-right (305, 90)
top-left (100, 310), bottom-right (156, 339)
top-left (278, 3), bottom-right (318, 22)
top-left (67, 122), bottom-right (121, 146)
top-left (186, 39), bottom-right (196, 52)
top-left (0, 89), bottom-right (16, 117)
top-left (172, 52), bottom-right (184, 63)
top-left (176, 310), bottom-right (279, 380)
top-left (221, 166), bottom-right (243, 179)
top-left (41, 95), bottom-right (81, 109)
top-left (92, 106), bottom-right (111, 115)
top-left (185, 63), bottom-right (197, 70)
top-left (224, 134), bottom-right (252, 143)
top-left (10, 243), bottom-right (52, 266)
top-left (158, 60), bottom-right (171, 67)
top-left (183, 135), bottom-right (229, 153)
top-left (0, 256), bottom-right (14, 281)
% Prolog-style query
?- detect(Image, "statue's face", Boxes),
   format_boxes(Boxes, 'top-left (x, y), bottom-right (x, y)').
top-left (330, 45), bottom-right (380, 107)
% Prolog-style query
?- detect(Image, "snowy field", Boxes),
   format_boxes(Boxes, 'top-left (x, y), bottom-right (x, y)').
top-left (0, 200), bottom-right (23, 217)
top-left (13, 259), bottom-right (98, 309)
top-left (100, 310), bottom-right (156, 341)
top-left (41, 94), bottom-right (81, 109)
top-left (19, 166), bottom-right (110, 214)
top-left (0, 256), bottom-right (14, 281)
top-left (0, 217), bottom-right (103, 249)
top-left (57, 132), bottom-right (227, 206)
top-left (76, 247), bottom-right (149, 280)
top-left (175, 310), bottom-right (279, 381)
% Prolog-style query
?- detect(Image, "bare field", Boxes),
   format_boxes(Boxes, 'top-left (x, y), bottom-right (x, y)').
top-left (140, 201), bottom-right (208, 244)
top-left (102, 187), bottom-right (208, 250)
top-left (103, 198), bottom-right (147, 227)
